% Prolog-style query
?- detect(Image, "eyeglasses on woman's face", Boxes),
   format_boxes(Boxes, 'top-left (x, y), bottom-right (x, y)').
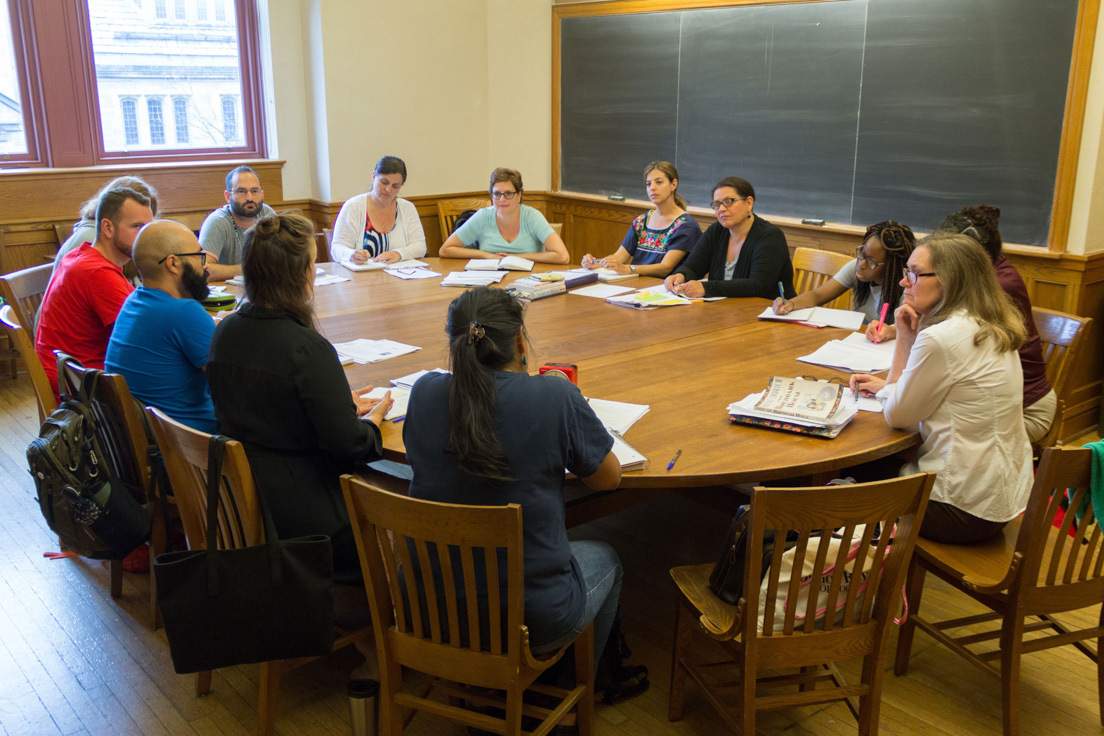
top-left (490, 189), bottom-right (519, 200)
top-left (709, 196), bottom-right (747, 211)
top-left (855, 246), bottom-right (885, 269)
top-left (901, 268), bottom-right (937, 286)
top-left (158, 250), bottom-right (207, 265)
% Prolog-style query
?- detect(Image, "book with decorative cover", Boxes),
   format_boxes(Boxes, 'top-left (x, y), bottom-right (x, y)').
top-left (754, 377), bottom-right (846, 422)
top-left (727, 413), bottom-right (847, 439)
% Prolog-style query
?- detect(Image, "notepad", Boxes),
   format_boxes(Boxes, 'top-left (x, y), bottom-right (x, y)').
top-left (797, 339), bottom-right (893, 373)
top-left (758, 306), bottom-right (865, 331)
top-left (609, 431), bottom-right (647, 470)
top-left (362, 386), bottom-right (410, 421)
top-left (466, 256), bottom-right (534, 272)
top-left (594, 268), bottom-right (638, 282)
top-left (586, 398), bottom-right (650, 435)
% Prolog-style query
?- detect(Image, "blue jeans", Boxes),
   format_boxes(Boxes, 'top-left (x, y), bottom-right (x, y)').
top-left (531, 539), bottom-right (623, 671)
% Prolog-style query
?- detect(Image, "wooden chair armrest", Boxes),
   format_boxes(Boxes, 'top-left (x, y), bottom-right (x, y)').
top-left (700, 599), bottom-right (745, 640)
top-left (961, 551), bottom-right (1024, 595)
top-left (520, 626), bottom-right (570, 672)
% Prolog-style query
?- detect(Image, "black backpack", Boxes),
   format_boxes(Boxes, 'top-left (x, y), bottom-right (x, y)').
top-left (27, 356), bottom-right (151, 559)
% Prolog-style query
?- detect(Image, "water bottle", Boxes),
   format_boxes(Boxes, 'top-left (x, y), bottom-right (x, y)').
top-left (347, 679), bottom-right (379, 736)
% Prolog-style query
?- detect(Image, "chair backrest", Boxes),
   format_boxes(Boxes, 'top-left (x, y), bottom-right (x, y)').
top-left (550, 222), bottom-right (564, 238)
top-left (341, 475), bottom-right (526, 684)
top-left (58, 358), bottom-right (152, 502)
top-left (53, 223), bottom-right (72, 249)
top-left (437, 198), bottom-right (492, 242)
top-left (1032, 306), bottom-right (1091, 401)
top-left (0, 304), bottom-right (57, 424)
top-left (791, 247), bottom-right (853, 310)
top-left (739, 473), bottom-right (934, 648)
top-left (1013, 447), bottom-right (1104, 597)
top-left (0, 262), bottom-right (54, 333)
top-left (146, 407), bottom-right (263, 552)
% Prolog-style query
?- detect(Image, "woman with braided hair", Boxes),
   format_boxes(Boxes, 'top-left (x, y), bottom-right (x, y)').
top-left (772, 220), bottom-right (915, 342)
top-left (403, 286), bottom-right (623, 667)
top-left (938, 204), bottom-right (1056, 443)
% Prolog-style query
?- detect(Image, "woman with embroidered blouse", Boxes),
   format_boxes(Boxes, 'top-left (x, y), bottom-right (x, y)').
top-left (581, 161), bottom-right (701, 278)
top-left (330, 156), bottom-right (427, 265)
top-left (438, 168), bottom-right (570, 264)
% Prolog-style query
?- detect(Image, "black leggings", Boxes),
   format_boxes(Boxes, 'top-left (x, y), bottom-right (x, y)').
top-left (919, 500), bottom-right (1008, 544)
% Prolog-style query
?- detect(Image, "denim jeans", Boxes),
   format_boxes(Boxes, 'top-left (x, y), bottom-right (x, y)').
top-left (531, 539), bottom-right (623, 671)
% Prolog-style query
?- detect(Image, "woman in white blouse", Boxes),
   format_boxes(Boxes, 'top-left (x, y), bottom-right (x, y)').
top-left (850, 233), bottom-right (1032, 544)
top-left (330, 156), bottom-right (427, 265)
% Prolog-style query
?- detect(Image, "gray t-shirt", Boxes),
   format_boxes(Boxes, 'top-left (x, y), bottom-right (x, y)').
top-left (832, 258), bottom-right (884, 322)
top-left (50, 220), bottom-right (97, 279)
top-left (198, 203), bottom-right (277, 265)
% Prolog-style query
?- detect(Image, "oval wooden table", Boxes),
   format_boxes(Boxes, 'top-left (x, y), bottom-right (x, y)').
top-left (225, 258), bottom-right (918, 524)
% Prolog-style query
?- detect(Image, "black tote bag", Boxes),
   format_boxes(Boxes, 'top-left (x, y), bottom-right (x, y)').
top-left (154, 435), bottom-right (335, 674)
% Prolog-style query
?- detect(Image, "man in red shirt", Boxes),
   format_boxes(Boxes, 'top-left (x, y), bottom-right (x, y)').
top-left (36, 186), bottom-right (154, 399)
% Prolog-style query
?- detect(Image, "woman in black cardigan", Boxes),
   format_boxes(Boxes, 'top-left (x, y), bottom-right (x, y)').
top-left (207, 213), bottom-right (392, 583)
top-left (664, 177), bottom-right (795, 300)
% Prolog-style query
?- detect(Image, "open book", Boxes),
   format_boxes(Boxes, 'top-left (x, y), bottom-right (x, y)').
top-left (758, 306), bottom-right (865, 331)
top-left (466, 256), bottom-right (534, 272)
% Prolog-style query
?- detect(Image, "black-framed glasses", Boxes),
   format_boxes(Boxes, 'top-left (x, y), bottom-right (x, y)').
top-left (855, 247), bottom-right (884, 269)
top-left (709, 196), bottom-right (746, 211)
top-left (232, 188), bottom-right (263, 197)
top-left (158, 251), bottom-right (208, 265)
top-left (902, 268), bottom-right (936, 285)
top-left (490, 190), bottom-right (519, 200)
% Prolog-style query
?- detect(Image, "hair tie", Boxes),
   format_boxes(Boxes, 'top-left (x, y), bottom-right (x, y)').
top-left (467, 321), bottom-right (485, 345)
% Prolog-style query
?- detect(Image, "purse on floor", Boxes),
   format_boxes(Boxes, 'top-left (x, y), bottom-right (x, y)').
top-left (154, 435), bottom-right (335, 674)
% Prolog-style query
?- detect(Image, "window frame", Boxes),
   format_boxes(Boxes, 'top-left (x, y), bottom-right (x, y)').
top-left (1, 0), bottom-right (266, 169)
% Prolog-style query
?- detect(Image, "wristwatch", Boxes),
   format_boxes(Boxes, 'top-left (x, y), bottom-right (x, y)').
top-left (630, 264), bottom-right (637, 273)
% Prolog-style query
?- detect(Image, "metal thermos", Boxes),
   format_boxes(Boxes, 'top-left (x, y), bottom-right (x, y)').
top-left (347, 679), bottom-right (379, 736)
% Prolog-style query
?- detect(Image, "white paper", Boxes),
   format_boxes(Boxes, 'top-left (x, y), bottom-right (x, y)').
top-left (571, 283), bottom-right (636, 299)
top-left (313, 273), bottom-right (351, 287)
top-left (841, 331), bottom-right (896, 354)
top-left (609, 431), bottom-right (647, 469)
top-left (384, 259), bottom-right (429, 270)
top-left (333, 338), bottom-right (421, 364)
top-left (363, 386), bottom-right (410, 421)
top-left (207, 285), bottom-right (227, 294)
top-left (758, 306), bottom-right (865, 331)
top-left (385, 268), bottom-right (441, 280)
top-left (856, 395), bottom-right (884, 413)
top-left (586, 398), bottom-right (650, 435)
top-left (391, 368), bottom-right (450, 391)
top-left (441, 271), bottom-right (508, 287)
top-left (797, 340), bottom-right (893, 373)
top-left (465, 259), bottom-right (501, 271)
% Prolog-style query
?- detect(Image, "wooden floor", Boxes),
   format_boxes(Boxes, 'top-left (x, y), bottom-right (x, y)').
top-left (0, 369), bottom-right (1101, 736)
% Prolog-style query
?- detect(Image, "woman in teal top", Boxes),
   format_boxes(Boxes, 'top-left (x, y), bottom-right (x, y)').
top-left (439, 168), bottom-right (570, 264)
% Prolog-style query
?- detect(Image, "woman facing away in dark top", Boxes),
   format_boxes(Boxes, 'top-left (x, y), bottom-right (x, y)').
top-left (664, 176), bottom-right (795, 299)
top-left (402, 286), bottom-right (624, 666)
top-left (581, 160), bottom-right (702, 278)
top-left (206, 213), bottom-right (393, 584)
top-left (937, 204), bottom-right (1056, 444)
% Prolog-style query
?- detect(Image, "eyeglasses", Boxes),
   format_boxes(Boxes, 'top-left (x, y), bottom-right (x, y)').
top-left (855, 247), bottom-right (885, 269)
top-left (490, 190), bottom-right (519, 200)
top-left (902, 268), bottom-right (937, 285)
top-left (709, 196), bottom-right (747, 211)
top-left (158, 251), bottom-right (208, 265)
top-left (232, 188), bottom-right (263, 197)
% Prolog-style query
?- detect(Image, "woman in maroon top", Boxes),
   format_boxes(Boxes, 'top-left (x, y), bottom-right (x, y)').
top-left (938, 204), bottom-right (1056, 443)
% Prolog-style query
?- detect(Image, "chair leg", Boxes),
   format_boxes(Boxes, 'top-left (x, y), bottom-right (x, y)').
top-left (257, 662), bottom-right (282, 736)
top-left (1000, 613), bottom-right (1026, 736)
top-left (195, 670), bottom-right (212, 696)
top-left (737, 649), bottom-right (755, 736)
top-left (893, 559), bottom-right (927, 676)
top-left (1098, 605), bottom-right (1104, 726)
top-left (574, 624), bottom-right (595, 736)
top-left (379, 660), bottom-right (405, 736)
top-left (109, 559), bottom-right (123, 598)
top-left (668, 597), bottom-right (695, 721)
top-left (505, 687), bottom-right (524, 736)
top-left (149, 501), bottom-right (167, 629)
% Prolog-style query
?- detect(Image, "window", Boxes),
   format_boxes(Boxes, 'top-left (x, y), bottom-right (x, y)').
top-left (173, 96), bottom-right (189, 143)
top-left (1, 0), bottom-right (265, 167)
top-left (221, 95), bottom-right (237, 144)
top-left (121, 98), bottom-right (139, 146)
top-left (148, 97), bottom-right (165, 145)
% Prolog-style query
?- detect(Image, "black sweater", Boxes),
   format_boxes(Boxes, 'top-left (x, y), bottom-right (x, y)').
top-left (671, 215), bottom-right (795, 299)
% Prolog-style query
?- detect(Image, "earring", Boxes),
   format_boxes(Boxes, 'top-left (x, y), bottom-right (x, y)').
top-left (522, 355), bottom-right (528, 367)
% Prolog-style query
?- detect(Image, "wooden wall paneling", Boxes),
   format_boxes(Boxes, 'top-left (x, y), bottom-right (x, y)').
top-left (1063, 257), bottom-right (1104, 438)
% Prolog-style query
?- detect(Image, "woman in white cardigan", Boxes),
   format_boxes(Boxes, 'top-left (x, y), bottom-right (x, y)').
top-left (851, 233), bottom-right (1032, 544)
top-left (330, 156), bottom-right (427, 265)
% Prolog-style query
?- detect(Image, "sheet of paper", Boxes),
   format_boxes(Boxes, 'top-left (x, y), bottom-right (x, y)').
top-left (856, 395), bottom-right (883, 413)
top-left (841, 330), bottom-right (896, 354)
top-left (383, 259), bottom-right (430, 270)
top-left (391, 368), bottom-right (450, 391)
top-left (333, 338), bottom-right (421, 364)
top-left (441, 271), bottom-right (507, 286)
top-left (207, 285), bottom-right (227, 294)
top-left (586, 398), bottom-right (650, 435)
top-left (609, 431), bottom-right (647, 469)
top-left (797, 340), bottom-right (893, 373)
top-left (364, 386), bottom-right (410, 421)
top-left (385, 268), bottom-right (441, 280)
top-left (571, 283), bottom-right (636, 299)
top-left (313, 273), bottom-right (351, 287)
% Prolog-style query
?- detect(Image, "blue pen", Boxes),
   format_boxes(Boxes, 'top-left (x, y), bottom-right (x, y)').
top-left (392, 415), bottom-right (405, 423)
top-left (778, 281), bottom-right (785, 300)
top-left (666, 449), bottom-right (682, 471)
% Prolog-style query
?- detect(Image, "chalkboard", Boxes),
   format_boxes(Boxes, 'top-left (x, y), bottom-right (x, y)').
top-left (558, 0), bottom-right (1080, 246)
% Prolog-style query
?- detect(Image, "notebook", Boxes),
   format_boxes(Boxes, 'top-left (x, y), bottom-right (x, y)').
top-left (465, 256), bottom-right (534, 272)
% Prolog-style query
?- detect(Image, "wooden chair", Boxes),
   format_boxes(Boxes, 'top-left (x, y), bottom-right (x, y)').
top-left (436, 197), bottom-right (491, 241)
top-left (1031, 307), bottom-right (1092, 449)
top-left (894, 447), bottom-right (1104, 736)
top-left (0, 304), bottom-right (57, 425)
top-left (668, 472), bottom-right (935, 735)
top-left (147, 408), bottom-right (371, 736)
top-left (341, 474), bottom-right (595, 736)
top-left (791, 247), bottom-right (853, 310)
top-left (0, 262), bottom-right (53, 336)
top-left (317, 227), bottom-right (334, 263)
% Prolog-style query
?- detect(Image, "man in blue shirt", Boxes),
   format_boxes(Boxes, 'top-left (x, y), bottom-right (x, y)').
top-left (107, 220), bottom-right (218, 432)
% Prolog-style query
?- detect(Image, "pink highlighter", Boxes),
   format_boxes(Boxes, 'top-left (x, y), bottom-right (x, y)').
top-left (874, 302), bottom-right (889, 344)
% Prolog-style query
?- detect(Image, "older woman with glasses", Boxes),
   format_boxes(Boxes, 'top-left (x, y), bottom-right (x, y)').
top-left (330, 155), bottom-right (427, 265)
top-left (664, 176), bottom-right (794, 299)
top-left (772, 221), bottom-right (915, 342)
top-left (850, 233), bottom-right (1032, 544)
top-left (438, 168), bottom-right (570, 264)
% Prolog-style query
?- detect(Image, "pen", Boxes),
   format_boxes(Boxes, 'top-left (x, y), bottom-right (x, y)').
top-left (667, 449), bottom-right (682, 471)
top-left (777, 281), bottom-right (785, 301)
top-left (874, 302), bottom-right (889, 344)
top-left (392, 415), bottom-right (405, 423)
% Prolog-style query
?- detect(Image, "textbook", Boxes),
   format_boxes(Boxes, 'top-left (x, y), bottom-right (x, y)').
top-left (506, 278), bottom-right (567, 301)
top-left (727, 377), bottom-right (858, 439)
top-left (757, 305), bottom-right (865, 331)
top-left (465, 256), bottom-right (534, 272)
top-left (338, 258), bottom-right (429, 272)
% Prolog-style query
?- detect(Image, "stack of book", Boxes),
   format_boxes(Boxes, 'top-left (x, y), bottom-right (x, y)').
top-left (728, 376), bottom-right (858, 439)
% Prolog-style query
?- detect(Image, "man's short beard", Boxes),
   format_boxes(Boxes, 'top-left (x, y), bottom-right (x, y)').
top-left (181, 261), bottom-right (210, 302)
top-left (230, 199), bottom-right (263, 219)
